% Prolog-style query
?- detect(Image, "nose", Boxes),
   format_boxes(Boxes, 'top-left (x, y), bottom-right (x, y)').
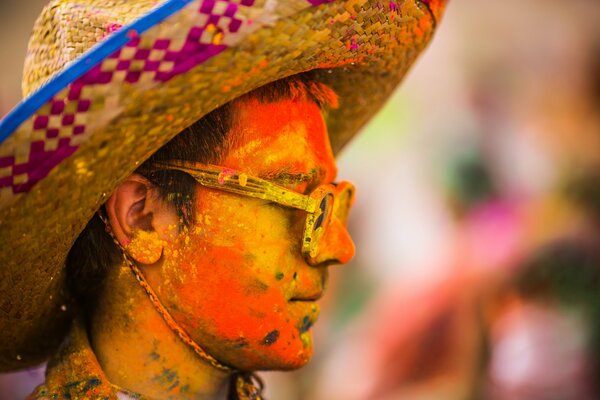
top-left (306, 219), bottom-right (355, 266)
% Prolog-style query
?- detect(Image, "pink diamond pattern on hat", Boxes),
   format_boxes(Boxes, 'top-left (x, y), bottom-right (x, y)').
top-left (103, 0), bottom-right (248, 85)
top-left (0, 87), bottom-right (88, 193)
top-left (0, 0), bottom-right (255, 197)
top-left (307, 0), bottom-right (336, 5)
top-left (0, 0), bottom-right (342, 202)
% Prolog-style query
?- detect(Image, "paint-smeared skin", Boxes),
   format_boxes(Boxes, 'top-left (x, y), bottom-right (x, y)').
top-left (140, 99), bottom-right (355, 372)
top-left (299, 316), bottom-right (313, 334)
top-left (86, 98), bottom-right (355, 397)
top-left (153, 368), bottom-right (180, 392)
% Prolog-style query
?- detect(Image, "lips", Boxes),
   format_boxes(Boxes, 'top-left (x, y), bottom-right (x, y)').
top-left (289, 291), bottom-right (323, 302)
top-left (289, 269), bottom-right (328, 302)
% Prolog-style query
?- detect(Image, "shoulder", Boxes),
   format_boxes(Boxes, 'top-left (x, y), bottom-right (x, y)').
top-left (27, 384), bottom-right (53, 400)
top-left (27, 379), bottom-right (117, 400)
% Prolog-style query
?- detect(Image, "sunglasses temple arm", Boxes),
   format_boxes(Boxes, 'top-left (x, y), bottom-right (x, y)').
top-left (154, 164), bottom-right (317, 212)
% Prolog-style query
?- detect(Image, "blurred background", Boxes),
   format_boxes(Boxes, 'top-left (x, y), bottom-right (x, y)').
top-left (2, 0), bottom-right (600, 399)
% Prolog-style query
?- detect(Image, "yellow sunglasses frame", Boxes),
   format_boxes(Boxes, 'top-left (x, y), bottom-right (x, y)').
top-left (152, 161), bottom-right (355, 260)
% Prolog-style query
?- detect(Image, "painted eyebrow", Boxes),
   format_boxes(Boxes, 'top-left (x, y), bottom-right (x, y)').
top-left (259, 168), bottom-right (320, 186)
top-left (268, 172), bottom-right (313, 185)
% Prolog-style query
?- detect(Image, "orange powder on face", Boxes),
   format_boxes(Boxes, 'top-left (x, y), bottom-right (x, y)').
top-left (151, 98), bottom-right (344, 371)
top-left (224, 99), bottom-right (337, 184)
top-left (167, 235), bottom-right (317, 368)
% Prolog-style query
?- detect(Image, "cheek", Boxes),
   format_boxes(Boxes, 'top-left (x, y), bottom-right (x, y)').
top-left (190, 194), bottom-right (305, 269)
top-left (167, 243), bottom-right (313, 365)
top-left (194, 192), bottom-right (295, 237)
top-left (159, 201), bottom-right (313, 363)
top-left (168, 232), bottom-right (289, 334)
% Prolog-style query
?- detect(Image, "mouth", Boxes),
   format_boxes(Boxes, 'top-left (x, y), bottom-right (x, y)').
top-left (289, 292), bottom-right (323, 302)
top-left (288, 269), bottom-right (328, 303)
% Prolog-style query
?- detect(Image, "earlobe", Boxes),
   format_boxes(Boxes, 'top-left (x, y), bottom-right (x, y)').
top-left (126, 229), bottom-right (165, 265)
top-left (104, 174), bottom-right (166, 265)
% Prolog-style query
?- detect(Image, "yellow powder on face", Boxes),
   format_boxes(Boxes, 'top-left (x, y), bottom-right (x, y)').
top-left (239, 173), bottom-right (248, 187)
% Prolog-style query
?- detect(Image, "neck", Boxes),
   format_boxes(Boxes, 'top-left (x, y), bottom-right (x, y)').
top-left (89, 261), bottom-right (231, 400)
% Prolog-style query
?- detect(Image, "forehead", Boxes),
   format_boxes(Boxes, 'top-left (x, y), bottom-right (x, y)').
top-left (221, 98), bottom-right (337, 182)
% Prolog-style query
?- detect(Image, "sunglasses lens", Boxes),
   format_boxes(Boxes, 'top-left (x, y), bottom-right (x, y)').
top-left (303, 184), bottom-right (354, 261)
top-left (314, 193), bottom-right (334, 232)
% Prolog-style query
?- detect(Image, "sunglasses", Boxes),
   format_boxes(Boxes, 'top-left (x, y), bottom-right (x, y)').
top-left (152, 161), bottom-right (355, 261)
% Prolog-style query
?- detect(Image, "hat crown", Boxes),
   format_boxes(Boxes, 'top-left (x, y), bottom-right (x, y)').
top-left (23, 0), bottom-right (158, 97)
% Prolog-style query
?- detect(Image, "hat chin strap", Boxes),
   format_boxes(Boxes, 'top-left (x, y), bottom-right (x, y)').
top-left (97, 212), bottom-right (264, 400)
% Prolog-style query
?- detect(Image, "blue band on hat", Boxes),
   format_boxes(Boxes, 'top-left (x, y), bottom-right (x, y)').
top-left (0, 0), bottom-right (193, 144)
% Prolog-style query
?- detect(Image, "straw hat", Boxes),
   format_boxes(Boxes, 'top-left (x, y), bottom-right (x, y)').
top-left (0, 0), bottom-right (445, 371)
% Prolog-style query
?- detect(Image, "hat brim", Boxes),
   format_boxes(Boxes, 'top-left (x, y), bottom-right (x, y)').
top-left (0, 0), bottom-right (440, 370)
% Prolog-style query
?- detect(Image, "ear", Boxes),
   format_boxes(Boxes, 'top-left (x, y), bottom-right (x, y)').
top-left (105, 174), bottom-right (177, 265)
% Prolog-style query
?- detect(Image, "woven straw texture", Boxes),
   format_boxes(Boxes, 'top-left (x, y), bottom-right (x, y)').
top-left (0, 0), bottom-right (444, 370)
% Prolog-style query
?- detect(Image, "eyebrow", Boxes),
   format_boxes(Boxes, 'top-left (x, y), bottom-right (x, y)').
top-left (259, 168), bottom-right (322, 187)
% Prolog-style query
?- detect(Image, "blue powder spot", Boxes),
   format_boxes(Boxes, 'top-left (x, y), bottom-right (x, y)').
top-left (262, 330), bottom-right (280, 345)
top-left (83, 378), bottom-right (101, 391)
top-left (163, 368), bottom-right (177, 383)
top-left (299, 316), bottom-right (313, 333)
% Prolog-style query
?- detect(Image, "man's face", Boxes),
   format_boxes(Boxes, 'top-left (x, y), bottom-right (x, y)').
top-left (150, 97), bottom-right (355, 371)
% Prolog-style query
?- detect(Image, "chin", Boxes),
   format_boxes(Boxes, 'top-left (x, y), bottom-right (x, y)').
top-left (259, 351), bottom-right (314, 372)
top-left (226, 335), bottom-right (315, 372)
top-left (273, 346), bottom-right (314, 371)
top-left (267, 330), bottom-right (315, 371)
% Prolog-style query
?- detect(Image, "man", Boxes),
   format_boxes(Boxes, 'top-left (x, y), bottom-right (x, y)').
top-left (57, 76), bottom-right (353, 399)
top-left (0, 0), bottom-right (445, 398)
